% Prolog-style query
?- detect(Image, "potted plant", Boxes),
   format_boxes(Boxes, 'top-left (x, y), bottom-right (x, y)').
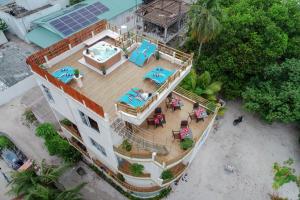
top-left (180, 138), bottom-right (194, 150)
top-left (117, 173), bottom-right (125, 182)
top-left (155, 50), bottom-right (160, 60)
top-left (100, 66), bottom-right (106, 75)
top-left (122, 47), bottom-right (129, 59)
top-left (0, 18), bottom-right (8, 45)
top-left (121, 139), bottom-right (132, 152)
top-left (73, 69), bottom-right (83, 88)
top-left (60, 118), bottom-right (72, 126)
top-left (161, 170), bottom-right (174, 181)
top-left (130, 163), bottom-right (144, 176)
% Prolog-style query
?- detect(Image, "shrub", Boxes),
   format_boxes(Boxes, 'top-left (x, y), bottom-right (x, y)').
top-left (23, 109), bottom-right (38, 124)
top-left (36, 123), bottom-right (81, 163)
top-left (155, 51), bottom-right (160, 60)
top-left (117, 173), bottom-right (125, 182)
top-left (0, 18), bottom-right (7, 31)
top-left (74, 69), bottom-right (80, 78)
top-left (180, 138), bottom-right (194, 150)
top-left (0, 136), bottom-right (14, 150)
top-left (130, 163), bottom-right (144, 176)
top-left (121, 139), bottom-right (132, 152)
top-left (161, 170), bottom-right (173, 181)
top-left (60, 118), bottom-right (72, 126)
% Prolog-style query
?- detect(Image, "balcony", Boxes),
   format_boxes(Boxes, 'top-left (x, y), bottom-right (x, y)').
top-left (162, 162), bottom-right (187, 184)
top-left (69, 137), bottom-right (90, 158)
top-left (112, 87), bottom-right (217, 167)
top-left (61, 121), bottom-right (83, 143)
top-left (118, 159), bottom-right (151, 178)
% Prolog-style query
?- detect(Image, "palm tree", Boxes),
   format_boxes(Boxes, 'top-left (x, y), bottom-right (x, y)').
top-left (8, 160), bottom-right (85, 200)
top-left (189, 0), bottom-right (221, 56)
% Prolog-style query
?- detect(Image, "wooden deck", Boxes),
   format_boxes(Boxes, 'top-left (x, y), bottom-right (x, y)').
top-left (127, 93), bottom-right (213, 164)
top-left (48, 45), bottom-right (179, 118)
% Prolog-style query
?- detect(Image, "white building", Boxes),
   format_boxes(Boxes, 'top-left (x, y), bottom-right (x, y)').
top-left (0, 0), bottom-right (68, 42)
top-left (26, 19), bottom-right (219, 199)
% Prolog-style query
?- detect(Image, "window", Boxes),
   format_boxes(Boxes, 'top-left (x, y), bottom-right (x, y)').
top-left (79, 111), bottom-right (100, 132)
top-left (42, 84), bottom-right (54, 102)
top-left (90, 138), bottom-right (106, 156)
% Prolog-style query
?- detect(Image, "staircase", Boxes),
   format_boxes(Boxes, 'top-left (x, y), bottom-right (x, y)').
top-left (111, 118), bottom-right (169, 155)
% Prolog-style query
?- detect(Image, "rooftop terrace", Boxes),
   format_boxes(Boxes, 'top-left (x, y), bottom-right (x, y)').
top-left (47, 41), bottom-right (180, 119)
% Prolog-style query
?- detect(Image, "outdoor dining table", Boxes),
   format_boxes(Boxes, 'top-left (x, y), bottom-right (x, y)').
top-left (194, 107), bottom-right (208, 120)
top-left (179, 127), bottom-right (193, 140)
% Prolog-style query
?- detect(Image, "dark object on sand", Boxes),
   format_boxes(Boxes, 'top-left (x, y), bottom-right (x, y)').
top-left (233, 116), bottom-right (243, 126)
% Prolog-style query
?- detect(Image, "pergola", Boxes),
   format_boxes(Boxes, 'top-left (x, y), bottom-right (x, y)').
top-left (136, 0), bottom-right (190, 43)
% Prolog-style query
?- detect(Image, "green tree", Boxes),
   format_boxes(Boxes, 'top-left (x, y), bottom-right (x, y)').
top-left (242, 59), bottom-right (300, 123)
top-left (9, 160), bottom-right (85, 200)
top-left (188, 0), bottom-right (222, 56)
top-left (0, 136), bottom-right (14, 150)
top-left (36, 123), bottom-right (81, 163)
top-left (188, 0), bottom-right (300, 98)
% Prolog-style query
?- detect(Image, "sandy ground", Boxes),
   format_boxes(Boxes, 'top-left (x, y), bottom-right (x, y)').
top-left (167, 101), bottom-right (300, 200)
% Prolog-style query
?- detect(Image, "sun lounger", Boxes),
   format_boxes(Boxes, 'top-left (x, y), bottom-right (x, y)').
top-left (144, 67), bottom-right (175, 85)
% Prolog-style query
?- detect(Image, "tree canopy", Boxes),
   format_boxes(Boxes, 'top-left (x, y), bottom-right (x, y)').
top-left (184, 0), bottom-right (300, 123)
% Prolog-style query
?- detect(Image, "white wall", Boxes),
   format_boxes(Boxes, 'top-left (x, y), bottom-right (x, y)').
top-left (35, 74), bottom-right (120, 172)
top-left (0, 75), bottom-right (37, 106)
top-left (16, 0), bottom-right (49, 10)
top-left (0, 4), bottom-right (61, 42)
top-left (0, 31), bottom-right (8, 45)
top-left (110, 7), bottom-right (137, 32)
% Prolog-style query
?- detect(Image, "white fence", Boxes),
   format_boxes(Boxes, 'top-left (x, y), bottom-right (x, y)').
top-left (0, 75), bottom-right (37, 105)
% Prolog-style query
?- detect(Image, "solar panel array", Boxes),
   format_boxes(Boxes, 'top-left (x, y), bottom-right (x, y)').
top-left (49, 2), bottom-right (109, 36)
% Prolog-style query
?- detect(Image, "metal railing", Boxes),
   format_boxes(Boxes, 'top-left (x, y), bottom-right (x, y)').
top-left (111, 118), bottom-right (168, 155)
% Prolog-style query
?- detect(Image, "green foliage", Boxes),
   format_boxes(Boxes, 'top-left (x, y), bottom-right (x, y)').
top-left (121, 139), bottom-right (132, 152)
top-left (217, 106), bottom-right (227, 116)
top-left (60, 118), bottom-right (72, 126)
top-left (268, 193), bottom-right (288, 200)
top-left (0, 135), bottom-right (14, 150)
top-left (117, 173), bottom-right (125, 182)
top-left (181, 69), bottom-right (222, 101)
top-left (187, 0), bottom-right (300, 101)
top-left (272, 159), bottom-right (298, 191)
top-left (9, 160), bottom-right (85, 200)
top-left (161, 170), bottom-right (174, 181)
top-left (180, 138), bottom-right (194, 150)
top-left (155, 51), bottom-right (160, 60)
top-left (36, 123), bottom-right (81, 163)
top-left (69, 0), bottom-right (83, 6)
top-left (0, 18), bottom-right (7, 31)
top-left (129, 163), bottom-right (144, 176)
top-left (74, 69), bottom-right (79, 77)
top-left (23, 109), bottom-right (38, 125)
top-left (242, 59), bottom-right (300, 123)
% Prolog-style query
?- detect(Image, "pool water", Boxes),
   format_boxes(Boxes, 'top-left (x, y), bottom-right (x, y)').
top-left (89, 43), bottom-right (118, 61)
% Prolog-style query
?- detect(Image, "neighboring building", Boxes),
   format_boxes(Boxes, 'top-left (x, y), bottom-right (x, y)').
top-left (26, 19), bottom-right (219, 199)
top-left (0, 0), bottom-right (67, 42)
top-left (136, 0), bottom-right (190, 43)
top-left (26, 0), bottom-right (142, 48)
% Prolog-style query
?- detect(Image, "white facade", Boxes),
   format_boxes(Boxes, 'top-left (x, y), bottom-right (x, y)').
top-left (109, 7), bottom-right (137, 32)
top-left (29, 28), bottom-right (217, 198)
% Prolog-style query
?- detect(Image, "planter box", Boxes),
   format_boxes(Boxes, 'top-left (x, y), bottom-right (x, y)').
top-left (0, 31), bottom-right (8, 45)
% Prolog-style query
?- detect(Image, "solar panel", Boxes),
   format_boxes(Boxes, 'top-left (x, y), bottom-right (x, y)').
top-left (49, 2), bottom-right (109, 36)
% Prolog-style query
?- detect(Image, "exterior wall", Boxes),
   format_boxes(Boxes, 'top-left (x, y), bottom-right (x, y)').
top-left (16, 0), bottom-right (49, 10)
top-left (0, 75), bottom-right (37, 106)
top-left (109, 7), bottom-right (138, 32)
top-left (35, 75), bottom-right (120, 172)
top-left (0, 4), bottom-right (61, 41)
top-left (0, 30), bottom-right (8, 45)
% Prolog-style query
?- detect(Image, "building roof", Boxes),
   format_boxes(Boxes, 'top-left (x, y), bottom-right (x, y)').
top-left (136, 0), bottom-right (189, 28)
top-left (26, 27), bottom-right (63, 48)
top-left (26, 0), bottom-right (142, 48)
